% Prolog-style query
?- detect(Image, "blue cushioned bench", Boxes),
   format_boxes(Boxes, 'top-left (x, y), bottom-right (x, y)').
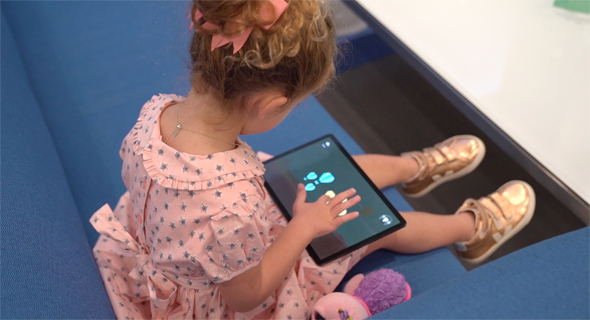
top-left (1, 1), bottom-right (587, 319)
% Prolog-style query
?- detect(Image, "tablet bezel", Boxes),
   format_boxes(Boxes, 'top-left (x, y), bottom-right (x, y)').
top-left (263, 134), bottom-right (407, 266)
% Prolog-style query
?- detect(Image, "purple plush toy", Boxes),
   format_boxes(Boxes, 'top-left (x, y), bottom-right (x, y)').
top-left (312, 269), bottom-right (411, 320)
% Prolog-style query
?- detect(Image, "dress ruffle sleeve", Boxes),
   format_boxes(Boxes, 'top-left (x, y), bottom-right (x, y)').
top-left (194, 191), bottom-right (270, 284)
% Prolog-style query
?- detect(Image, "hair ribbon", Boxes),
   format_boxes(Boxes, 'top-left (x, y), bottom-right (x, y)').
top-left (189, 0), bottom-right (289, 54)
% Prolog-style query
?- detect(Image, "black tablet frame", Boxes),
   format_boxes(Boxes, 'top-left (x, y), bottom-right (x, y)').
top-left (263, 134), bottom-right (406, 266)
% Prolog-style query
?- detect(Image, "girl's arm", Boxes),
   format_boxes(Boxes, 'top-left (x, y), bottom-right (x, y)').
top-left (219, 184), bottom-right (360, 313)
top-left (219, 215), bottom-right (314, 312)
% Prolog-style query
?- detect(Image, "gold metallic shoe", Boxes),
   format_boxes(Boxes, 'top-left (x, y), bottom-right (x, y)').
top-left (401, 135), bottom-right (485, 197)
top-left (453, 180), bottom-right (536, 264)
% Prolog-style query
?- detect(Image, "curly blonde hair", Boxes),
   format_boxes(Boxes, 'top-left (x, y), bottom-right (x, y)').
top-left (189, 0), bottom-right (336, 113)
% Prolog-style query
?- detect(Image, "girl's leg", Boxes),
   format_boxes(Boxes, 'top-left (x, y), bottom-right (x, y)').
top-left (351, 138), bottom-right (532, 261)
top-left (365, 211), bottom-right (475, 255)
top-left (351, 154), bottom-right (420, 189)
top-left (352, 135), bottom-right (485, 192)
top-left (364, 181), bottom-right (535, 264)
top-left (351, 153), bottom-right (476, 255)
top-left (356, 135), bottom-right (486, 198)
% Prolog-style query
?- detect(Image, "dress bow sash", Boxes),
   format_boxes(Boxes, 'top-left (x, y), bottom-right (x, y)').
top-left (91, 204), bottom-right (182, 317)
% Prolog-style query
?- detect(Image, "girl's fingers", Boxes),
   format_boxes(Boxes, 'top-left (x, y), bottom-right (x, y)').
top-left (330, 188), bottom-right (357, 208)
top-left (334, 211), bottom-right (359, 226)
top-left (317, 194), bottom-right (332, 205)
top-left (294, 183), bottom-right (307, 204)
top-left (331, 195), bottom-right (361, 215)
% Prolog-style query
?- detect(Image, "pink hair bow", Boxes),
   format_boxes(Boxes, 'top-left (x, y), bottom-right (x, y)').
top-left (189, 0), bottom-right (289, 54)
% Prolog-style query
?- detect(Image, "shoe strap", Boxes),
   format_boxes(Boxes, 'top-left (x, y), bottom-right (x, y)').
top-left (423, 147), bottom-right (449, 166)
top-left (401, 151), bottom-right (429, 182)
top-left (462, 199), bottom-right (482, 228)
top-left (489, 193), bottom-right (513, 220)
top-left (401, 142), bottom-right (459, 183)
top-left (458, 199), bottom-right (486, 244)
top-left (478, 197), bottom-right (506, 231)
top-left (433, 142), bottom-right (458, 163)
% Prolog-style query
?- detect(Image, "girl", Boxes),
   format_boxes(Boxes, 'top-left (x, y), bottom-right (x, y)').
top-left (90, 1), bottom-right (535, 319)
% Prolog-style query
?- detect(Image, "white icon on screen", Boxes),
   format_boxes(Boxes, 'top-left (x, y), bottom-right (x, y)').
top-left (379, 215), bottom-right (392, 226)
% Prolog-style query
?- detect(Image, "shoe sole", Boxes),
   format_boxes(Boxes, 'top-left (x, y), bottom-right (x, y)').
top-left (404, 135), bottom-right (487, 198)
top-left (461, 180), bottom-right (537, 265)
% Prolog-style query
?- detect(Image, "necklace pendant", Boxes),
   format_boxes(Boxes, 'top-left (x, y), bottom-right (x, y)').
top-left (172, 123), bottom-right (182, 138)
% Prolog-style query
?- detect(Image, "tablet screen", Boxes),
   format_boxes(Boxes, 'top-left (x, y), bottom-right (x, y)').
top-left (263, 134), bottom-right (406, 265)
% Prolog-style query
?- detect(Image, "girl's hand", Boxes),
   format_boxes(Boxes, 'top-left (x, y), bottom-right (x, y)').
top-left (291, 183), bottom-right (360, 239)
top-left (219, 184), bottom-right (359, 313)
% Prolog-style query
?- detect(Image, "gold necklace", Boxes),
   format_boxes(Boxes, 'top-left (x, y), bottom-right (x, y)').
top-left (164, 103), bottom-right (241, 147)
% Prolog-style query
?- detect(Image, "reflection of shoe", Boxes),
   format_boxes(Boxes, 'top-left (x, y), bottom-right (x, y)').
top-left (453, 181), bottom-right (536, 264)
top-left (401, 135), bottom-right (485, 197)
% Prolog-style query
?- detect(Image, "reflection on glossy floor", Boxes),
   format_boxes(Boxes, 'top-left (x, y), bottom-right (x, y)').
top-left (316, 53), bottom-right (586, 270)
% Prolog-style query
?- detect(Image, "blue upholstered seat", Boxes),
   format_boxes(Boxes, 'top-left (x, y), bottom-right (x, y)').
top-left (1, 12), bottom-right (116, 319)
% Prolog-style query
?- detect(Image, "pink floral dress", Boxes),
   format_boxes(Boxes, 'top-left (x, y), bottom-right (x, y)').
top-left (90, 93), bottom-right (366, 320)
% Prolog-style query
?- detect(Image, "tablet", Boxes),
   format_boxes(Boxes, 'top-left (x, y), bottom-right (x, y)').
top-left (263, 134), bottom-right (406, 266)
